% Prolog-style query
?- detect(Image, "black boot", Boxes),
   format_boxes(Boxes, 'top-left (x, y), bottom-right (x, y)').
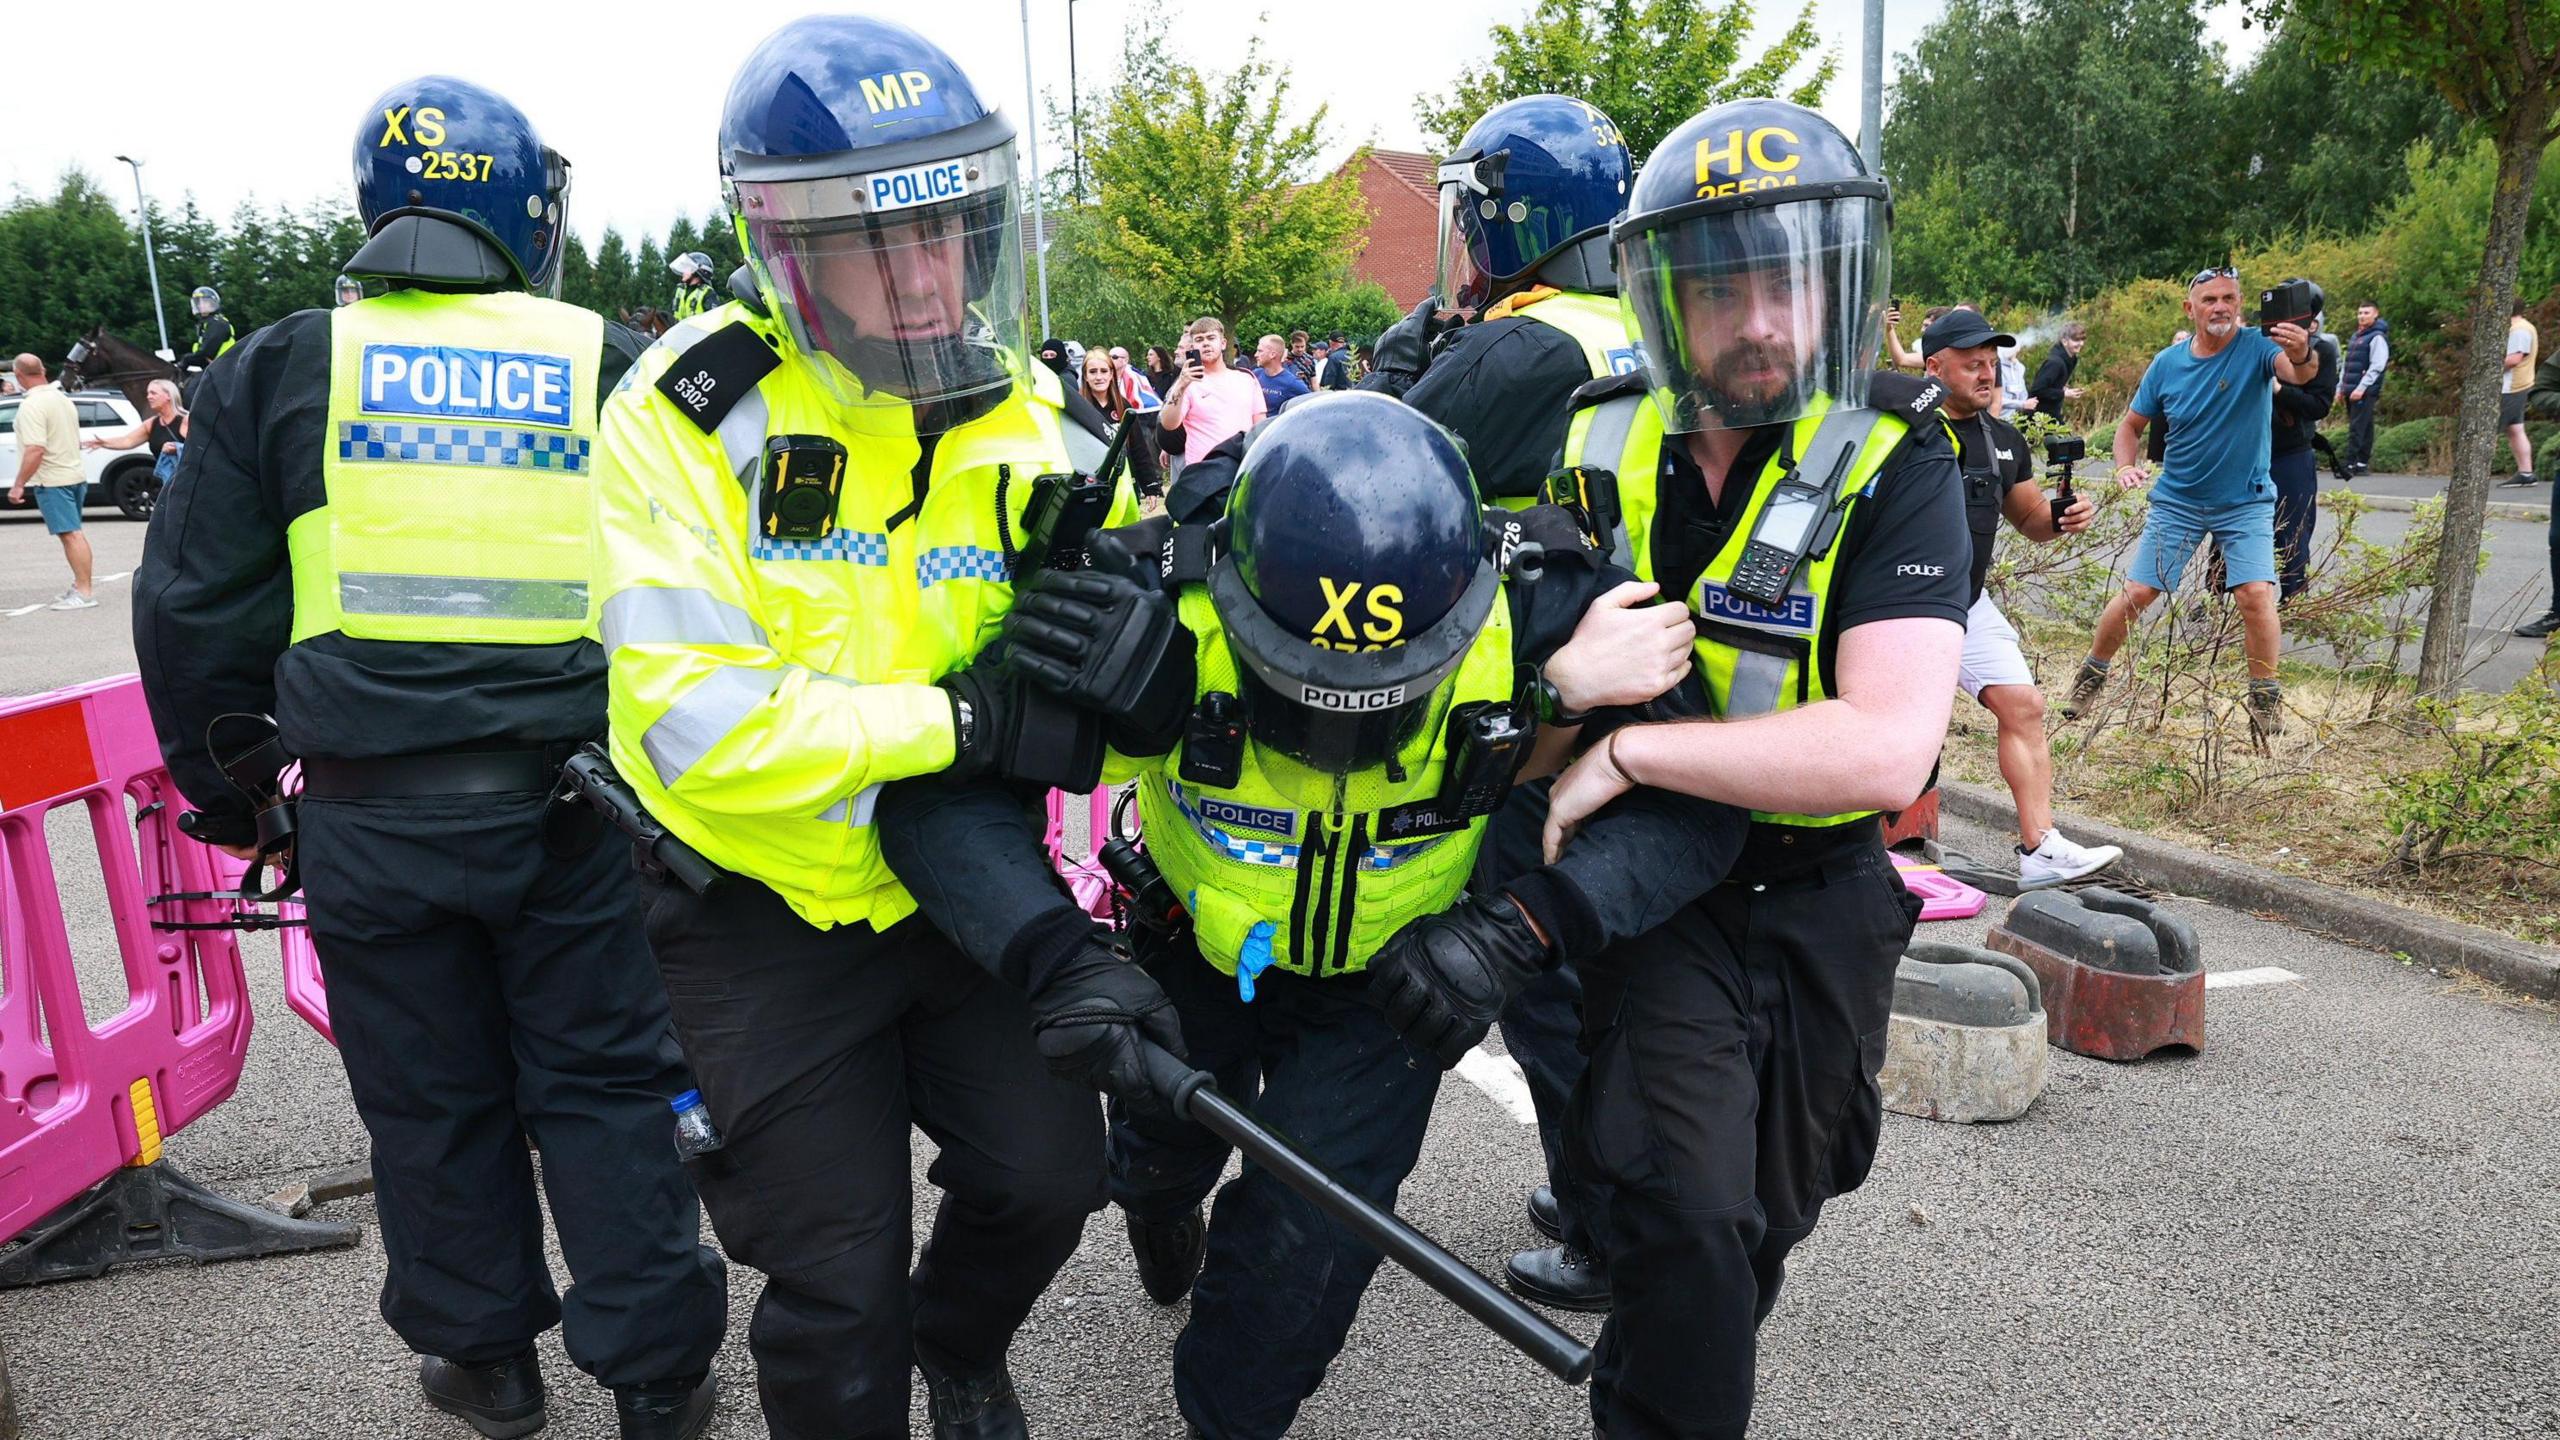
top-left (2516, 610), bottom-right (2560, 639)
top-left (1127, 1203), bottom-right (1207, 1306)
top-left (1506, 1245), bottom-right (1612, 1313)
top-left (918, 1358), bottom-right (1030, 1440)
top-left (1525, 1184), bottom-right (1564, 1243)
top-left (614, 1372), bottom-right (717, 1440)
top-left (420, 1351), bottom-right (546, 1439)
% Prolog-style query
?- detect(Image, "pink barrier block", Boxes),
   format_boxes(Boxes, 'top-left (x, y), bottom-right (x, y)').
top-left (1045, 788), bottom-right (1120, 921)
top-left (1893, 852), bottom-right (1989, 922)
top-left (0, 675), bottom-right (259, 1243)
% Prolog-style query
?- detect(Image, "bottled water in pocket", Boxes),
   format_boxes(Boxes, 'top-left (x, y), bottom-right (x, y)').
top-left (671, 1089), bottom-right (724, 1161)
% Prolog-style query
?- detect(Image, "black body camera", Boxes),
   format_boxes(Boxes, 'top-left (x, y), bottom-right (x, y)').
top-left (1179, 691), bottom-right (1247, 790)
top-left (760, 435), bottom-right (849, 541)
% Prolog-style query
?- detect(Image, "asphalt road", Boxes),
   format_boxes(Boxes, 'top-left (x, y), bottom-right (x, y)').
top-left (5, 512), bottom-right (2558, 1438)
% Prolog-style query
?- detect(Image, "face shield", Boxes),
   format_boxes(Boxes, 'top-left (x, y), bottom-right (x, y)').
top-left (1434, 152), bottom-right (1503, 314)
top-left (519, 148), bottom-right (571, 297)
top-left (732, 139), bottom-right (1025, 411)
top-left (191, 290), bottom-right (219, 318)
top-left (336, 276), bottom-right (364, 307)
top-left (1617, 194), bottom-right (1889, 434)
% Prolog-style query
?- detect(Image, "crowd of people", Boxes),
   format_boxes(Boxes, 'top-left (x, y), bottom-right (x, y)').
top-left (75, 12), bottom-right (2555, 1440)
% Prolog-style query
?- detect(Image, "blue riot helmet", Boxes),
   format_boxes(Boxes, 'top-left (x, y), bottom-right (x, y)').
top-left (190, 286), bottom-right (220, 318)
top-left (1615, 98), bottom-right (1890, 433)
top-left (1212, 393), bottom-right (1498, 776)
top-left (721, 15), bottom-right (1026, 411)
top-left (1434, 95), bottom-right (1632, 314)
top-left (351, 76), bottom-right (569, 294)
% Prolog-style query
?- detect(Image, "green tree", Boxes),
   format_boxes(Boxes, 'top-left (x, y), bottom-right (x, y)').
top-left (1418, 0), bottom-right (1834, 162)
top-left (0, 172), bottom-right (153, 362)
top-left (2251, 0), bottom-right (2560, 694)
top-left (2216, 17), bottom-right (2465, 242)
top-left (1891, 161), bottom-right (2040, 306)
top-left (1885, 0), bottom-right (2231, 305)
top-left (1061, 33), bottom-right (1370, 340)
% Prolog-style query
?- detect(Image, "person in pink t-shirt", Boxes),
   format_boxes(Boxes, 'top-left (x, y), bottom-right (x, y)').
top-left (1158, 315), bottom-right (1265, 466)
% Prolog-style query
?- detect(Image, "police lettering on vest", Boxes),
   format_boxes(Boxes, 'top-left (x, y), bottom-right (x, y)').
top-left (362, 344), bottom-right (575, 427)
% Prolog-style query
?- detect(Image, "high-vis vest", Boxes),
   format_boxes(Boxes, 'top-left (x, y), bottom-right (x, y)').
top-left (199, 316), bottom-right (238, 361)
top-left (673, 285), bottom-right (709, 320)
top-left (292, 289), bottom-right (604, 645)
top-left (596, 303), bottom-right (1124, 930)
top-left (1498, 287), bottom-right (1641, 382)
top-left (1563, 391), bottom-right (1909, 828)
top-left (1120, 583), bottom-right (1515, 981)
top-left (1480, 288), bottom-right (1642, 511)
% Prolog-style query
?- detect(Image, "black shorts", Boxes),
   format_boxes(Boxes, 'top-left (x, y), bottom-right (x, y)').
top-left (2502, 388), bottom-right (2529, 427)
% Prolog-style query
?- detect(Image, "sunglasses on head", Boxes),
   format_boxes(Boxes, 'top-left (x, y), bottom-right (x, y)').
top-left (2190, 266), bottom-right (2239, 286)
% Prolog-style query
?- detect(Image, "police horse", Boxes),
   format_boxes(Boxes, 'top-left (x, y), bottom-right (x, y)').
top-left (57, 328), bottom-right (188, 520)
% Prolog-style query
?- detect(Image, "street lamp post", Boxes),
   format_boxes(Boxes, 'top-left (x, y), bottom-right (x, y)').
top-left (1020, 0), bottom-right (1053, 337)
top-left (1067, 0), bottom-right (1083, 203)
top-left (114, 155), bottom-right (173, 358)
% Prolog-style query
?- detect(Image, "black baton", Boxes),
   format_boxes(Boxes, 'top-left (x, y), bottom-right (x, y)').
top-left (1140, 1046), bottom-right (1595, 1384)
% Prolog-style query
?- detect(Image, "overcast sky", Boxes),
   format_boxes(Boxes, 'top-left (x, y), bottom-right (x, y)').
top-left (0, 0), bottom-right (2265, 246)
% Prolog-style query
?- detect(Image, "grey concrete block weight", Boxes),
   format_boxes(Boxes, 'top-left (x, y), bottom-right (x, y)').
top-left (1878, 942), bottom-right (2050, 1124)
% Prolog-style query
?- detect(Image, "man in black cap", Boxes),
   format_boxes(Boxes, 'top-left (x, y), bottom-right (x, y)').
top-left (1921, 310), bottom-right (2118, 889)
top-left (1318, 331), bottom-right (1354, 390)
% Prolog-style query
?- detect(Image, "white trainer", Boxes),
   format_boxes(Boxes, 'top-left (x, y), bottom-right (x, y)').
top-left (47, 590), bottom-right (99, 611)
top-left (2016, 828), bottom-right (2123, 889)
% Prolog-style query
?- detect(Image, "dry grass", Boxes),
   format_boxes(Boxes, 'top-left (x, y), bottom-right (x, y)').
top-left (1941, 628), bottom-right (2560, 949)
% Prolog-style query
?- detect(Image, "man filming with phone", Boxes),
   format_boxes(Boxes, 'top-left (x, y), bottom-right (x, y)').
top-left (2065, 268), bottom-right (2323, 740)
top-left (1160, 316), bottom-right (1266, 473)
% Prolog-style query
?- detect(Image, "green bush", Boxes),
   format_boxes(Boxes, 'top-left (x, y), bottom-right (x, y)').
top-left (2370, 416), bottom-right (2445, 474)
top-left (2384, 679), bottom-right (2560, 872)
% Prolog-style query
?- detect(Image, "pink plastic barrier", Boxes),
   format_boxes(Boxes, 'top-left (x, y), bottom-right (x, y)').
top-left (1893, 851), bottom-right (1990, 922)
top-left (1045, 788), bottom-right (1120, 921)
top-left (0, 675), bottom-right (259, 1242)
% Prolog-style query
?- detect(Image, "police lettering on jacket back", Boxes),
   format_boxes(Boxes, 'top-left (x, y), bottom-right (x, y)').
top-left (362, 344), bottom-right (576, 429)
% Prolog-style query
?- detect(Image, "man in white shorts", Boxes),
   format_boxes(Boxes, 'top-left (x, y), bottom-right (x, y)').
top-left (1923, 311), bottom-right (2123, 888)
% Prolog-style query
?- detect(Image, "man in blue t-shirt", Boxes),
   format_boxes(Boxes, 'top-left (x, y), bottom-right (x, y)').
top-left (1250, 333), bottom-right (1313, 413)
top-left (2065, 269), bottom-right (2323, 738)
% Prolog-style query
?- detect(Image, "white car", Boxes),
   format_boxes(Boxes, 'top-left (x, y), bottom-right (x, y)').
top-left (0, 388), bottom-right (163, 520)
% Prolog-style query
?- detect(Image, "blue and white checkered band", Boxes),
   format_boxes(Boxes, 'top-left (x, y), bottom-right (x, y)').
top-left (1168, 780), bottom-right (1300, 868)
top-left (337, 421), bottom-right (591, 474)
top-left (751, 529), bottom-right (890, 564)
top-left (1165, 780), bottom-right (1448, 870)
top-left (916, 545), bottom-right (1009, 587)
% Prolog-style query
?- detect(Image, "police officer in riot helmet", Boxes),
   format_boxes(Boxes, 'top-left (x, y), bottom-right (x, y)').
top-left (1536, 97), bottom-right (1973, 1439)
top-left (1364, 94), bottom-right (1635, 503)
top-left (179, 284), bottom-right (236, 369)
top-left (133, 76), bottom-right (728, 1439)
top-left (591, 15), bottom-right (1145, 1439)
top-left (878, 390), bottom-right (1739, 1438)
top-left (335, 273), bottom-right (365, 307)
top-left (668, 250), bottom-right (716, 319)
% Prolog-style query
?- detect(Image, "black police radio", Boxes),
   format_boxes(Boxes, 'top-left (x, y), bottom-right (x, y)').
top-left (1729, 438), bottom-right (1859, 609)
top-left (761, 435), bottom-right (848, 540)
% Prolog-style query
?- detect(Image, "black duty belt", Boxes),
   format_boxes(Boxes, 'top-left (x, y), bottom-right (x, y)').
top-left (302, 747), bottom-right (567, 799)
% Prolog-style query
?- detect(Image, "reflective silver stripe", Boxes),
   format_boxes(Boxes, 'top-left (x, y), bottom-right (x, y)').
top-left (1062, 416), bottom-right (1108, 476)
top-left (640, 665), bottom-right (783, 786)
top-left (339, 572), bottom-right (587, 621)
top-left (816, 783), bottom-right (882, 826)
top-left (1726, 651), bottom-right (1789, 717)
top-left (716, 386), bottom-right (770, 489)
top-left (598, 587), bottom-right (767, 654)
top-left (1577, 396), bottom-right (1645, 570)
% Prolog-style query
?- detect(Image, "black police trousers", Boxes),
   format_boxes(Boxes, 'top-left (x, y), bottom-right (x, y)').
top-left (643, 877), bottom-right (1107, 1440)
top-left (1111, 950), bottom-right (1441, 1440)
top-left (1569, 843), bottom-right (1918, 1440)
top-left (295, 792), bottom-right (728, 1388)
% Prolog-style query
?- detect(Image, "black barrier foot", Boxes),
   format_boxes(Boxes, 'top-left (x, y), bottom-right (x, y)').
top-left (0, 1161), bottom-right (361, 1288)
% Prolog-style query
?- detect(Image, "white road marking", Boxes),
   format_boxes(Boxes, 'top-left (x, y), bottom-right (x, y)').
top-left (2, 569), bottom-right (133, 619)
top-left (3, 603), bottom-right (44, 617)
top-left (1456, 1046), bottom-right (1538, 1125)
top-left (97, 570), bottom-right (130, 584)
top-left (2206, 966), bottom-right (2302, 989)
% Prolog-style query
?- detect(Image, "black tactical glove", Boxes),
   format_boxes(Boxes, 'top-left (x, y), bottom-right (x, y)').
top-left (1001, 569), bottom-right (1184, 718)
top-left (1369, 892), bottom-right (1555, 1070)
top-left (1369, 297), bottom-right (1451, 382)
top-left (1028, 942), bottom-right (1190, 1118)
top-left (938, 656), bottom-right (1104, 791)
